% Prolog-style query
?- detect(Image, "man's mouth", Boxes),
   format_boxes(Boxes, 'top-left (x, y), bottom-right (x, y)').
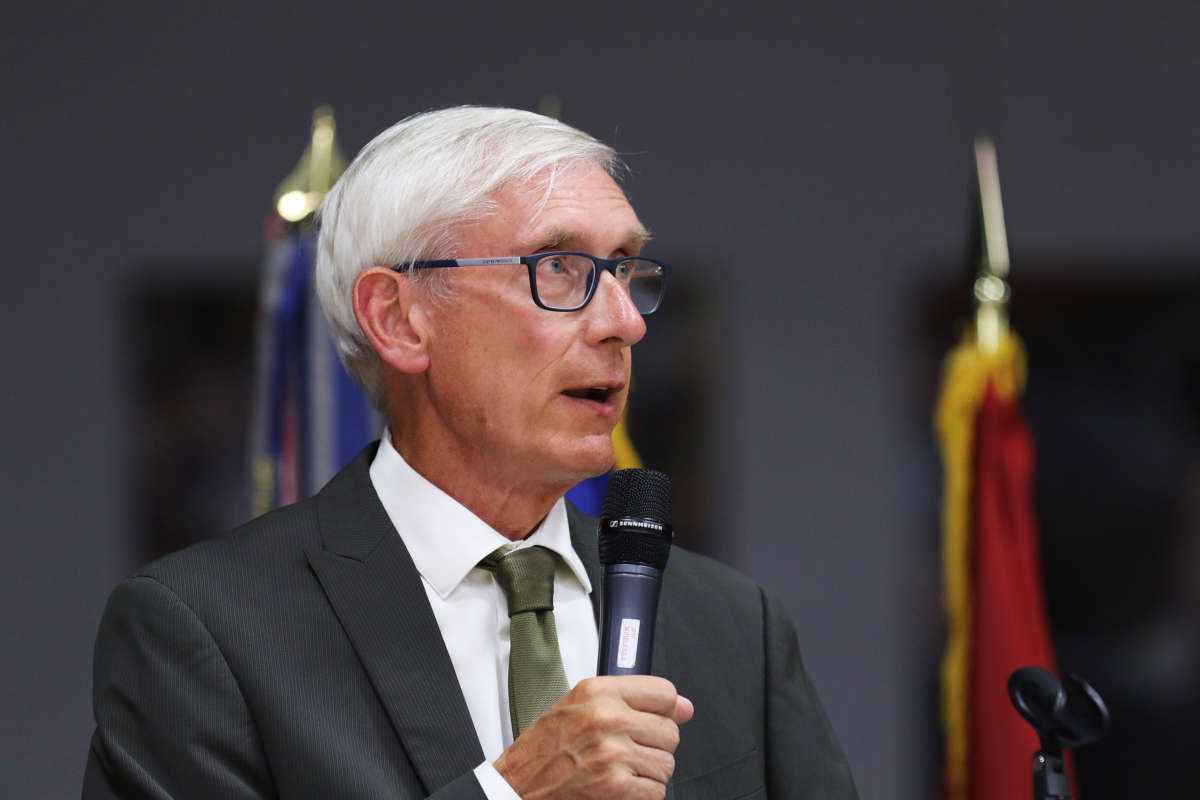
top-left (561, 385), bottom-right (621, 404)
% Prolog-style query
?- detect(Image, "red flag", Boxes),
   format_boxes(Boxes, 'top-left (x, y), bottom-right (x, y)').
top-left (937, 332), bottom-right (1073, 800)
top-left (967, 382), bottom-right (1061, 798)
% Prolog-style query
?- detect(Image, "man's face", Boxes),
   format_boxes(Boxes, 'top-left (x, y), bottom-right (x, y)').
top-left (416, 162), bottom-right (649, 490)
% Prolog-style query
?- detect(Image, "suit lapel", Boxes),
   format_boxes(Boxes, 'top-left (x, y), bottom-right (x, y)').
top-left (305, 446), bottom-right (484, 793)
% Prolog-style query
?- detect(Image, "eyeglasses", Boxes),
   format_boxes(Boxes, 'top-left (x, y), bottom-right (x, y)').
top-left (398, 251), bottom-right (671, 315)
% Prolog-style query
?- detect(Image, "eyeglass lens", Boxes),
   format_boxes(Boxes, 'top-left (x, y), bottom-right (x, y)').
top-left (534, 254), bottom-right (665, 313)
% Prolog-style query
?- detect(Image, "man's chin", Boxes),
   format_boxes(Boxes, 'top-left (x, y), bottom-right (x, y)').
top-left (555, 438), bottom-right (617, 483)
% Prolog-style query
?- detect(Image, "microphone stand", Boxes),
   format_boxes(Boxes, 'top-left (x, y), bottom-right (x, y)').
top-left (1031, 737), bottom-right (1071, 800)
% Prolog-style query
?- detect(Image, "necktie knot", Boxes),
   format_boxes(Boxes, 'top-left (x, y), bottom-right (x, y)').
top-left (482, 546), bottom-right (557, 616)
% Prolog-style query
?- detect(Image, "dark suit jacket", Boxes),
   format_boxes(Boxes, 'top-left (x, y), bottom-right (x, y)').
top-left (84, 445), bottom-right (858, 799)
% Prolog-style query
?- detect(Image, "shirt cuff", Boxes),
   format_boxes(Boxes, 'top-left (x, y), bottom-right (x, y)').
top-left (473, 761), bottom-right (522, 800)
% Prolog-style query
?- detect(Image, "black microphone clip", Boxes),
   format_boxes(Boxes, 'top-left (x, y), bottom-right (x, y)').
top-left (1007, 666), bottom-right (1111, 800)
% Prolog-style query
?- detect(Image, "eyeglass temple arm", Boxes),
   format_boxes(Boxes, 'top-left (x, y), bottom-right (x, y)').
top-left (399, 257), bottom-right (527, 272)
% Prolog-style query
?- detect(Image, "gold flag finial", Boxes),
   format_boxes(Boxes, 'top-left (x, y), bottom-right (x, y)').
top-left (972, 137), bottom-right (1011, 354)
top-left (274, 105), bottom-right (347, 224)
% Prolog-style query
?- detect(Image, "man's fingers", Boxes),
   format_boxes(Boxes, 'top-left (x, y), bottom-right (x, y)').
top-left (620, 773), bottom-right (675, 800)
top-left (578, 739), bottom-right (675, 789)
top-left (593, 675), bottom-right (680, 716)
top-left (568, 676), bottom-right (692, 746)
top-left (601, 676), bottom-right (693, 728)
top-left (627, 742), bottom-right (677, 785)
top-left (624, 709), bottom-right (681, 751)
top-left (674, 694), bottom-right (695, 724)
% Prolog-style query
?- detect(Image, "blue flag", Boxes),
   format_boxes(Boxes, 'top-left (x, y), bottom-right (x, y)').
top-left (249, 221), bottom-right (380, 516)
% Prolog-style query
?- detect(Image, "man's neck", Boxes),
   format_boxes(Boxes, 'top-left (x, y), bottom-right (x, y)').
top-left (385, 432), bottom-right (567, 541)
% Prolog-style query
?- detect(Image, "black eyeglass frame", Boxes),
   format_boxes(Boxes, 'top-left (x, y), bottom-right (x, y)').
top-left (397, 251), bottom-right (671, 315)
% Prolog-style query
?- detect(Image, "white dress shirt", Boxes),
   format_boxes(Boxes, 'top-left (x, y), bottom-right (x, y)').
top-left (369, 432), bottom-right (599, 799)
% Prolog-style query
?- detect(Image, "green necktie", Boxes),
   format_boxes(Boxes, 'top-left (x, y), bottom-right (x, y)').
top-left (482, 545), bottom-right (570, 737)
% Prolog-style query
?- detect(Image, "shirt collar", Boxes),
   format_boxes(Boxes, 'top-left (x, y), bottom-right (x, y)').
top-left (368, 431), bottom-right (592, 600)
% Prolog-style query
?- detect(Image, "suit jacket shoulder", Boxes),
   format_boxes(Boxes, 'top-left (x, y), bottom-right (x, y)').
top-left (86, 445), bottom-right (486, 800)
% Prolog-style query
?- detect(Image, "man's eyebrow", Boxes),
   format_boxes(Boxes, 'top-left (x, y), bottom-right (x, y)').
top-left (527, 226), bottom-right (653, 253)
top-left (625, 227), bottom-right (653, 251)
top-left (528, 228), bottom-right (574, 251)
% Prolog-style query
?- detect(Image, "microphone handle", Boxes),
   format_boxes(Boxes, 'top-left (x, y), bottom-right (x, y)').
top-left (597, 563), bottom-right (663, 675)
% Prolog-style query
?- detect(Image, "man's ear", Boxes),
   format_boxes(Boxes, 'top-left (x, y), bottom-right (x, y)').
top-left (352, 267), bottom-right (431, 374)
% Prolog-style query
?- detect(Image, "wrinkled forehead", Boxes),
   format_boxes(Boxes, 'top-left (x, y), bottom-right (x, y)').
top-left (483, 162), bottom-right (650, 254)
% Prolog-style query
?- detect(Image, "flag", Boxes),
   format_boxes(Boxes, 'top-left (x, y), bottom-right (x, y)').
top-left (248, 216), bottom-right (379, 516)
top-left (936, 328), bottom-right (1067, 799)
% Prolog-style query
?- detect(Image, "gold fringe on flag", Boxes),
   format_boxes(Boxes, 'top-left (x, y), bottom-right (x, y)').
top-left (935, 328), bottom-right (1026, 800)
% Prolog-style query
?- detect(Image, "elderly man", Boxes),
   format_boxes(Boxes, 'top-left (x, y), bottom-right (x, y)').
top-left (84, 107), bottom-right (858, 799)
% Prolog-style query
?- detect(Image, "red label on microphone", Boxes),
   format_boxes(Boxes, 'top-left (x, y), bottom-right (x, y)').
top-left (617, 618), bottom-right (641, 669)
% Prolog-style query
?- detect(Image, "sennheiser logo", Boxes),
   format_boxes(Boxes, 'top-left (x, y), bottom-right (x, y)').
top-left (608, 518), bottom-right (665, 532)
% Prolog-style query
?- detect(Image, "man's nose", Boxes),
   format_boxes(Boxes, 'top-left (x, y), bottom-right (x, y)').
top-left (586, 270), bottom-right (647, 346)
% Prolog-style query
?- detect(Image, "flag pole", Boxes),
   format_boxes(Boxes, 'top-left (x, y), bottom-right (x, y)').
top-left (972, 138), bottom-right (1011, 354)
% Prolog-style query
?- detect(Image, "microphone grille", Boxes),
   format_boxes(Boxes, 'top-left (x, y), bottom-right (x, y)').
top-left (599, 469), bottom-right (673, 568)
top-left (600, 469), bottom-right (672, 526)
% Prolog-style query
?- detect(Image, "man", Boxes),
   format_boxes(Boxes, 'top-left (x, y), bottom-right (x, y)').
top-left (84, 107), bottom-right (858, 799)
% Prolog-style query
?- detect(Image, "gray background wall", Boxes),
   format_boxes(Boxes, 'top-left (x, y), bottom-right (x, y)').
top-left (3, 2), bottom-right (1198, 797)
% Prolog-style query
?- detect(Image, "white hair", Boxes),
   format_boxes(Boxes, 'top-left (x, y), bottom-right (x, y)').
top-left (315, 106), bottom-right (620, 407)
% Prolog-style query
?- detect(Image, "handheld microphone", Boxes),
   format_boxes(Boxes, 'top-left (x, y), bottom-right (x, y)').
top-left (597, 469), bottom-right (673, 676)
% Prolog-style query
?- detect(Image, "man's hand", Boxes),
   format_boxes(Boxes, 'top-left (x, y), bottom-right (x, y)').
top-left (493, 675), bottom-right (694, 800)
